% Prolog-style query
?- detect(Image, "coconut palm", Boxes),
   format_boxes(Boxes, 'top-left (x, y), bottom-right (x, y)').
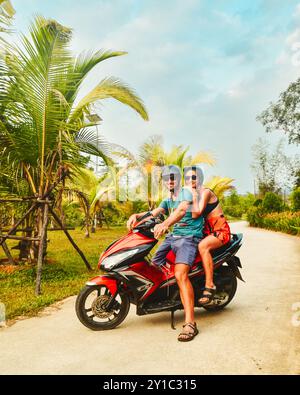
top-left (0, 16), bottom-right (148, 278)
top-left (0, 16), bottom-right (148, 201)
top-left (137, 135), bottom-right (215, 208)
top-left (63, 168), bottom-right (110, 237)
top-left (0, 0), bottom-right (15, 33)
top-left (65, 164), bottom-right (132, 237)
top-left (205, 176), bottom-right (234, 199)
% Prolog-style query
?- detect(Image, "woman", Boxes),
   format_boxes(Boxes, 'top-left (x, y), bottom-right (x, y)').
top-left (183, 166), bottom-right (231, 305)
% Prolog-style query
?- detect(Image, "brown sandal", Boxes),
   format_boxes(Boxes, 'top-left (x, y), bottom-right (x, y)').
top-left (178, 322), bottom-right (198, 342)
top-left (198, 287), bottom-right (216, 306)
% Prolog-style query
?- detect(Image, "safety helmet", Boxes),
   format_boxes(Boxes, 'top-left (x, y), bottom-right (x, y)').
top-left (161, 164), bottom-right (182, 180)
top-left (183, 165), bottom-right (204, 186)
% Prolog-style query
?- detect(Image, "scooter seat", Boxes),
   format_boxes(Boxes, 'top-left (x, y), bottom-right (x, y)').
top-left (165, 233), bottom-right (242, 267)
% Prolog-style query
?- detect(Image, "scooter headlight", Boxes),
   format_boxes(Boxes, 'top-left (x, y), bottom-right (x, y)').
top-left (101, 249), bottom-right (140, 270)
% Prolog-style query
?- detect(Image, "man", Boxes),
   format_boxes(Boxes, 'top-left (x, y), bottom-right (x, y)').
top-left (127, 165), bottom-right (204, 341)
top-left (126, 164), bottom-right (182, 229)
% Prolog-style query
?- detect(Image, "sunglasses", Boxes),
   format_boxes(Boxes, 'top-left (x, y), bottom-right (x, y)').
top-left (184, 175), bottom-right (197, 181)
top-left (162, 174), bottom-right (176, 181)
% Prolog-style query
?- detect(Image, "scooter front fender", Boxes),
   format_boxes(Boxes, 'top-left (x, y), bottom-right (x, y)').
top-left (86, 275), bottom-right (118, 296)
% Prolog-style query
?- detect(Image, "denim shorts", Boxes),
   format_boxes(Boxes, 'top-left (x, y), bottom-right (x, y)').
top-left (152, 234), bottom-right (200, 267)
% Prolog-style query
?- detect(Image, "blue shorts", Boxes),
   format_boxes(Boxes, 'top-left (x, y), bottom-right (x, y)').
top-left (152, 234), bottom-right (200, 267)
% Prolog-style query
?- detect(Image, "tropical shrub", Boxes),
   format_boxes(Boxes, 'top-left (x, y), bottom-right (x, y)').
top-left (222, 191), bottom-right (255, 219)
top-left (261, 192), bottom-right (283, 213)
top-left (247, 206), bottom-right (265, 227)
top-left (247, 208), bottom-right (300, 235)
top-left (290, 187), bottom-right (300, 211)
top-left (63, 203), bottom-right (84, 228)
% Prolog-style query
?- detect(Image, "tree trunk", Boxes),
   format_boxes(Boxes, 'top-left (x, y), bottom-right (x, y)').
top-left (35, 202), bottom-right (49, 296)
top-left (84, 210), bottom-right (90, 238)
top-left (91, 213), bottom-right (96, 233)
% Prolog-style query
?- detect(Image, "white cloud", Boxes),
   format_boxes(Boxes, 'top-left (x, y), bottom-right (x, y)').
top-left (10, 0), bottom-right (300, 193)
top-left (213, 10), bottom-right (242, 29)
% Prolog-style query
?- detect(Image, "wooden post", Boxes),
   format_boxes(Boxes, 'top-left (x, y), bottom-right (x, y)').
top-left (0, 229), bottom-right (15, 265)
top-left (0, 203), bottom-right (37, 248)
top-left (49, 206), bottom-right (92, 271)
top-left (35, 201), bottom-right (49, 295)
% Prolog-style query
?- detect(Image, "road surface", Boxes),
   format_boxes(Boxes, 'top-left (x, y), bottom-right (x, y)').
top-left (0, 221), bottom-right (300, 375)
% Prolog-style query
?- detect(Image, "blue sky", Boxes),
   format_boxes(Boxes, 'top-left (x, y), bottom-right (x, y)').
top-left (12, 0), bottom-right (300, 193)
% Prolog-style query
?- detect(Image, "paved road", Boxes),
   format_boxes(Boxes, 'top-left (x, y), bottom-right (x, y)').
top-left (1, 222), bottom-right (300, 375)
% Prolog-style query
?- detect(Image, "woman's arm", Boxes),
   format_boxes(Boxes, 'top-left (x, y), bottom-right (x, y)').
top-left (191, 189), bottom-right (199, 218)
top-left (192, 189), bottom-right (210, 218)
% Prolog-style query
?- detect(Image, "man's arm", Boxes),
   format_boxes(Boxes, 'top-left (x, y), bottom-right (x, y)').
top-left (126, 207), bottom-right (165, 230)
top-left (153, 201), bottom-right (190, 238)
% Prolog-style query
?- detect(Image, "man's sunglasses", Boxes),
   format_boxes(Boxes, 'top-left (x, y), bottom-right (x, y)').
top-left (162, 174), bottom-right (176, 181)
top-left (184, 175), bottom-right (197, 181)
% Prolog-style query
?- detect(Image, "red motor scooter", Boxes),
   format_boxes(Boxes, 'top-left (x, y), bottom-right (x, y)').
top-left (75, 214), bottom-right (244, 330)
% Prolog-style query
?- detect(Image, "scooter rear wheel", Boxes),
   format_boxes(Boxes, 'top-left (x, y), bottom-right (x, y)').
top-left (202, 266), bottom-right (237, 311)
top-left (75, 285), bottom-right (130, 331)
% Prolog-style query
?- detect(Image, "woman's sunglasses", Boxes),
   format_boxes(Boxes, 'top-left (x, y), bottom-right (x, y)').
top-left (184, 175), bottom-right (197, 181)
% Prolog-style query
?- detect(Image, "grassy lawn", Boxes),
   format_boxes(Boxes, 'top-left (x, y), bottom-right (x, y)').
top-left (0, 226), bottom-right (127, 322)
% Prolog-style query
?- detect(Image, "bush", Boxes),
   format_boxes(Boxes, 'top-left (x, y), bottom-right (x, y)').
top-left (223, 205), bottom-right (244, 219)
top-left (253, 198), bottom-right (262, 207)
top-left (290, 187), bottom-right (300, 211)
top-left (261, 192), bottom-right (283, 213)
top-left (248, 209), bottom-right (300, 235)
top-left (247, 206), bottom-right (265, 227)
top-left (222, 191), bottom-right (256, 219)
top-left (63, 203), bottom-right (84, 227)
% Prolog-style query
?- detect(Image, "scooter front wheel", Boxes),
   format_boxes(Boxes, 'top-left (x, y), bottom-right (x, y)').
top-left (75, 285), bottom-right (130, 331)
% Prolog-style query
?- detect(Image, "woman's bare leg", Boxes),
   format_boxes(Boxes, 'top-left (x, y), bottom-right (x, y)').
top-left (198, 235), bottom-right (222, 302)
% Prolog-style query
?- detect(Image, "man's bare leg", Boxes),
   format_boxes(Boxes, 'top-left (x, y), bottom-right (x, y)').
top-left (174, 263), bottom-right (196, 323)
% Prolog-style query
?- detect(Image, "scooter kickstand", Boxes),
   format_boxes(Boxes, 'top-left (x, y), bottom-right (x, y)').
top-left (171, 309), bottom-right (176, 330)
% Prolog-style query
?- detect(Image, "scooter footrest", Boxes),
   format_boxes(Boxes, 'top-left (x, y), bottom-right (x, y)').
top-left (144, 300), bottom-right (181, 313)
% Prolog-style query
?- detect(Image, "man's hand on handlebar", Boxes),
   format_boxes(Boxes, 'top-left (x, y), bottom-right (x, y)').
top-left (126, 214), bottom-right (138, 230)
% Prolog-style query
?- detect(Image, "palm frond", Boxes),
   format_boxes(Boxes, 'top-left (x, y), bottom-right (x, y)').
top-left (65, 49), bottom-right (127, 105)
top-left (0, 0), bottom-right (15, 33)
top-left (205, 176), bottom-right (234, 199)
top-left (188, 151), bottom-right (215, 166)
top-left (70, 77), bottom-right (149, 122)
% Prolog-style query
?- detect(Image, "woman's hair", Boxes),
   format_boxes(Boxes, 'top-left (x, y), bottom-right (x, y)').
top-left (183, 165), bottom-right (204, 186)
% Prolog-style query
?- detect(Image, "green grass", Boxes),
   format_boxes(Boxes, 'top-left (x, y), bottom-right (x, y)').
top-left (0, 226), bottom-right (126, 321)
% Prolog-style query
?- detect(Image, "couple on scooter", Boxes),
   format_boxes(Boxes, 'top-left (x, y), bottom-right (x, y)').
top-left (126, 165), bottom-right (230, 341)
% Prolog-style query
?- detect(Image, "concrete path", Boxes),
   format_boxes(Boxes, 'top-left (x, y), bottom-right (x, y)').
top-left (0, 222), bottom-right (300, 375)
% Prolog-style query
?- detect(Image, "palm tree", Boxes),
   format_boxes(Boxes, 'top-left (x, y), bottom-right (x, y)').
top-left (0, 0), bottom-right (15, 33)
top-left (0, 16), bottom-right (148, 288)
top-left (0, 16), bottom-right (148, 200)
top-left (138, 135), bottom-right (216, 208)
top-left (205, 176), bottom-right (234, 199)
top-left (63, 168), bottom-right (112, 237)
